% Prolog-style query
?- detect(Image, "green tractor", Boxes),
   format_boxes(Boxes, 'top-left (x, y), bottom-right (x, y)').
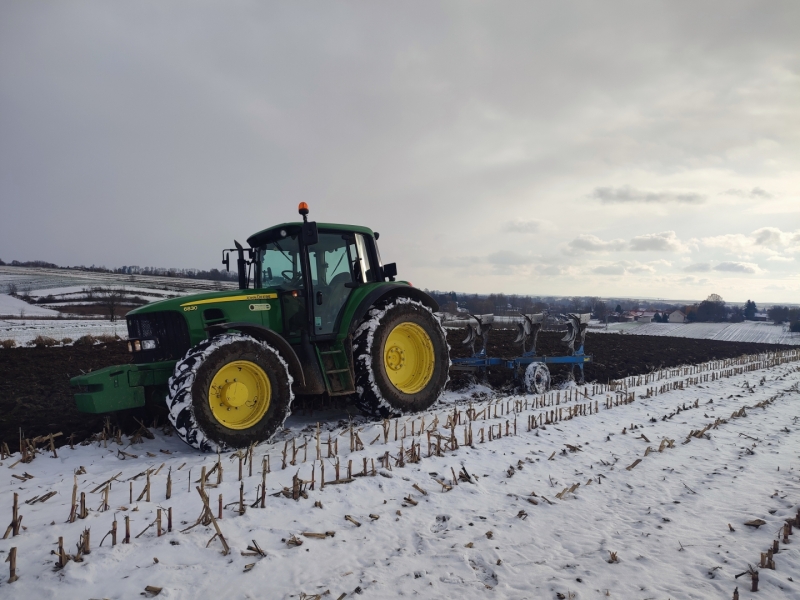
top-left (71, 204), bottom-right (450, 451)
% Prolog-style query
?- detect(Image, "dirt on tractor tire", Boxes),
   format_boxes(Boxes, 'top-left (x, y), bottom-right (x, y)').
top-left (0, 333), bottom-right (794, 448)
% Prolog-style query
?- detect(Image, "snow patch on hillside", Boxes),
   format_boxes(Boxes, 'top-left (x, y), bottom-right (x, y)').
top-left (0, 294), bottom-right (60, 318)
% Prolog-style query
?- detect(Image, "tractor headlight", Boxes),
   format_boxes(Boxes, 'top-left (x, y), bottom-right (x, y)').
top-left (128, 340), bottom-right (142, 352)
top-left (141, 339), bottom-right (157, 350)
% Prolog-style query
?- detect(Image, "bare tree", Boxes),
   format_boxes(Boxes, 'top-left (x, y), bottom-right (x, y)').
top-left (100, 288), bottom-right (125, 322)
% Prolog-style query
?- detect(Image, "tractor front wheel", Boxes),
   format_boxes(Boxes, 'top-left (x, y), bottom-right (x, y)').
top-left (166, 334), bottom-right (293, 451)
top-left (353, 299), bottom-right (449, 418)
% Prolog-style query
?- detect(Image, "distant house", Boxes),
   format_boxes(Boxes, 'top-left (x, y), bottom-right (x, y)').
top-left (752, 312), bottom-right (768, 322)
top-left (630, 310), bottom-right (657, 323)
top-left (668, 310), bottom-right (686, 323)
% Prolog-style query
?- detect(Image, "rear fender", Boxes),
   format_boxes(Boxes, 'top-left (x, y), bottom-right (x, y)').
top-left (348, 284), bottom-right (439, 334)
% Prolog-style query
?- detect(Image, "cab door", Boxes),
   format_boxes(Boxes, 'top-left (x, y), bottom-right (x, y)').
top-left (308, 232), bottom-right (374, 337)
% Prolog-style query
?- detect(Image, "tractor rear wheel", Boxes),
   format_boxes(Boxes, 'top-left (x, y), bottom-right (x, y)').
top-left (353, 299), bottom-right (449, 418)
top-left (166, 334), bottom-right (293, 451)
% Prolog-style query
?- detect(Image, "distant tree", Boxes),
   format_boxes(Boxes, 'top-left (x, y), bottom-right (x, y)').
top-left (100, 288), bottom-right (124, 322)
top-left (615, 304), bottom-right (623, 314)
top-left (768, 306), bottom-right (790, 324)
top-left (591, 298), bottom-right (609, 320)
top-left (729, 306), bottom-right (744, 323)
top-left (695, 294), bottom-right (727, 322)
top-left (791, 321), bottom-right (800, 333)
top-left (440, 300), bottom-right (458, 314)
top-left (743, 300), bottom-right (757, 320)
top-left (7, 282), bottom-right (18, 296)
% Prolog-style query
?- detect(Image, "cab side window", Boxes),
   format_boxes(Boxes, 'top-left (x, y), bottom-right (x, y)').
top-left (354, 234), bottom-right (375, 283)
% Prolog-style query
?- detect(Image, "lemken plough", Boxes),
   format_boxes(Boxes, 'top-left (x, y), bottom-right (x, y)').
top-left (446, 312), bottom-right (592, 394)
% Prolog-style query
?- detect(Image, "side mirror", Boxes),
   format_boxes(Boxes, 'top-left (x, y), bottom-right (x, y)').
top-left (222, 250), bottom-right (230, 272)
top-left (383, 262), bottom-right (397, 282)
top-left (302, 221), bottom-right (319, 246)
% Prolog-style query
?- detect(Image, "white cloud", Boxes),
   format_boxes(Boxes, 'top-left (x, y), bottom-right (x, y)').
top-left (591, 185), bottom-right (705, 204)
top-left (701, 233), bottom-right (752, 254)
top-left (591, 260), bottom-right (656, 276)
top-left (629, 231), bottom-right (688, 252)
top-left (566, 234), bottom-right (627, 254)
top-left (701, 227), bottom-right (800, 258)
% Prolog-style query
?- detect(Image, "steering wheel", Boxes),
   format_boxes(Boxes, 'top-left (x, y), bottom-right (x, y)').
top-left (281, 270), bottom-right (302, 285)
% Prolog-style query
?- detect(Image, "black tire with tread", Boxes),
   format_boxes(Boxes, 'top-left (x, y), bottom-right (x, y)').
top-left (167, 335), bottom-right (292, 451)
top-left (353, 300), bottom-right (449, 418)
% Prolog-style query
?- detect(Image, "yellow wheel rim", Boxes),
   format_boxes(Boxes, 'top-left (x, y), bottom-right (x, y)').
top-left (209, 360), bottom-right (271, 430)
top-left (384, 322), bottom-right (435, 394)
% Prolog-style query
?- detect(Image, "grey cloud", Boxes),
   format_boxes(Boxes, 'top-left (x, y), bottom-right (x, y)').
top-left (629, 231), bottom-right (685, 252)
top-left (536, 264), bottom-right (566, 277)
top-left (593, 264), bottom-right (626, 275)
top-left (753, 227), bottom-right (782, 246)
top-left (504, 220), bottom-right (541, 234)
top-left (591, 186), bottom-right (705, 204)
top-left (683, 262), bottom-right (711, 272)
top-left (678, 276), bottom-right (710, 285)
top-left (487, 250), bottom-right (534, 266)
top-left (713, 261), bottom-right (758, 274)
top-left (724, 187), bottom-right (774, 199)
top-left (567, 234), bottom-right (626, 253)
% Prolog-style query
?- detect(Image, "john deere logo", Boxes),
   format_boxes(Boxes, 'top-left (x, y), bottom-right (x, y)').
top-left (249, 304), bottom-right (271, 311)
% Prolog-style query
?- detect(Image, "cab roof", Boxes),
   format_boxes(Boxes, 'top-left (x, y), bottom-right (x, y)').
top-left (247, 222), bottom-right (375, 247)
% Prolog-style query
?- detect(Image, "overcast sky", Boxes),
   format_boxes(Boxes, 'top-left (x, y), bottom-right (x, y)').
top-left (1, 1), bottom-right (798, 303)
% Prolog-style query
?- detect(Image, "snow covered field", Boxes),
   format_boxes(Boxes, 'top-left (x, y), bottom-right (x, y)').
top-left (0, 266), bottom-right (236, 296)
top-left (0, 318), bottom-right (125, 345)
top-left (593, 320), bottom-right (800, 346)
top-left (0, 294), bottom-right (60, 318)
top-left (1, 351), bottom-right (800, 598)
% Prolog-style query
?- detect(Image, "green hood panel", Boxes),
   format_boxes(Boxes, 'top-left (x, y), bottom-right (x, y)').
top-left (128, 289), bottom-right (280, 316)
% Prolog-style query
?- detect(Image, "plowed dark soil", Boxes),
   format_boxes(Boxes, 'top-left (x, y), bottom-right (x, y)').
top-left (0, 332), bottom-right (792, 448)
top-left (0, 343), bottom-right (132, 450)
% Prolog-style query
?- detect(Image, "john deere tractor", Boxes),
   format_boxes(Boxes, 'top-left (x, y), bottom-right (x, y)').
top-left (71, 205), bottom-right (450, 451)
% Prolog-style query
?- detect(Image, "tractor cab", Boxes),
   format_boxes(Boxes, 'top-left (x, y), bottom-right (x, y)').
top-left (224, 205), bottom-right (397, 344)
